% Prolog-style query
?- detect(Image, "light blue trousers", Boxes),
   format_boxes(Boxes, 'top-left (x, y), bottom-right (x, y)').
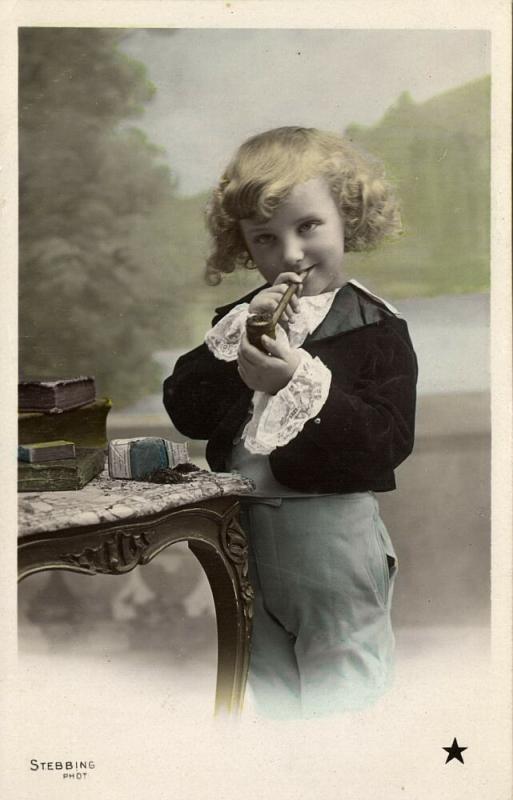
top-left (239, 492), bottom-right (398, 719)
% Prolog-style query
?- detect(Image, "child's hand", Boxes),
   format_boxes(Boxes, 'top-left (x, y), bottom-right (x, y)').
top-left (237, 331), bottom-right (301, 395)
top-left (248, 272), bottom-right (304, 323)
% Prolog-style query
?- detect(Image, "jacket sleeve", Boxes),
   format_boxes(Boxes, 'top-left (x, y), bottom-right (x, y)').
top-left (163, 342), bottom-right (249, 440)
top-left (269, 321), bottom-right (418, 488)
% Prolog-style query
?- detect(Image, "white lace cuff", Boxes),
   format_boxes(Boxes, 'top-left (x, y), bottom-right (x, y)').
top-left (204, 304), bottom-right (249, 362)
top-left (241, 349), bottom-right (332, 455)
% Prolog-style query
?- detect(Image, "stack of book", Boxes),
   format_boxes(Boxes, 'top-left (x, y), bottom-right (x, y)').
top-left (18, 377), bottom-right (111, 492)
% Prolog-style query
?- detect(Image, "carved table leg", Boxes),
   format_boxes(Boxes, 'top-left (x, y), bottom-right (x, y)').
top-left (188, 509), bottom-right (253, 716)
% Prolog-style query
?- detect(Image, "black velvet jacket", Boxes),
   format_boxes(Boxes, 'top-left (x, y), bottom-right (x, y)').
top-left (163, 282), bottom-right (418, 494)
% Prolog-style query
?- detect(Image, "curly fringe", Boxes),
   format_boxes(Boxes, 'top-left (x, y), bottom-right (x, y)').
top-left (205, 127), bottom-right (401, 284)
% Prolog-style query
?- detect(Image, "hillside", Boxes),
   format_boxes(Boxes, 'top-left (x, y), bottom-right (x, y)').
top-left (345, 76), bottom-right (490, 297)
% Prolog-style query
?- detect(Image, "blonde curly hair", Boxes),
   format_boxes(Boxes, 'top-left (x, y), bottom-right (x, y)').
top-left (205, 126), bottom-right (401, 284)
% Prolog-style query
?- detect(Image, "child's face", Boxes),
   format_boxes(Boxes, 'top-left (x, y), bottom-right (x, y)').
top-left (240, 176), bottom-right (345, 296)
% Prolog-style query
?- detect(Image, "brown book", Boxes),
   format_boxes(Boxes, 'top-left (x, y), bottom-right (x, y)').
top-left (17, 448), bottom-right (105, 492)
top-left (18, 398), bottom-right (111, 449)
top-left (18, 377), bottom-right (96, 413)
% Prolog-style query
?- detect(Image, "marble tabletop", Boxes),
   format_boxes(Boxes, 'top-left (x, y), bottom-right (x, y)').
top-left (18, 467), bottom-right (255, 537)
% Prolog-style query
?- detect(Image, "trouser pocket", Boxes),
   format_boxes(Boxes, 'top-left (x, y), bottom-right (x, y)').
top-left (366, 510), bottom-right (398, 609)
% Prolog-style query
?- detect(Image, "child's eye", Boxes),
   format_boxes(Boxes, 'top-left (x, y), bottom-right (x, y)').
top-left (298, 220), bottom-right (320, 234)
top-left (253, 233), bottom-right (275, 246)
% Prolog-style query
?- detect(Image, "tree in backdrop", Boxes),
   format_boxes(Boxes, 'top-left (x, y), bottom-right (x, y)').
top-left (19, 28), bottom-right (187, 407)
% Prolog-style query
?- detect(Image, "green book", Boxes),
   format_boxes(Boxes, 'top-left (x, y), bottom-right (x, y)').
top-left (18, 398), bottom-right (111, 449)
top-left (18, 440), bottom-right (76, 463)
top-left (18, 448), bottom-right (105, 492)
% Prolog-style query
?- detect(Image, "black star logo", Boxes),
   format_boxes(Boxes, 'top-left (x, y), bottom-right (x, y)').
top-left (443, 738), bottom-right (468, 764)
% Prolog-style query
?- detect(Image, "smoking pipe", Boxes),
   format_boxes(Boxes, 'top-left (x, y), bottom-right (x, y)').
top-left (246, 274), bottom-right (306, 352)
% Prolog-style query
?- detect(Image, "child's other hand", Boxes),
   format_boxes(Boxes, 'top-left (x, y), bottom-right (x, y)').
top-left (248, 272), bottom-right (304, 323)
top-left (237, 331), bottom-right (301, 394)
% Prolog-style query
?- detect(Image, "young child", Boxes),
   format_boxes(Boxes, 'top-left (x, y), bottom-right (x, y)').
top-left (163, 127), bottom-right (417, 719)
